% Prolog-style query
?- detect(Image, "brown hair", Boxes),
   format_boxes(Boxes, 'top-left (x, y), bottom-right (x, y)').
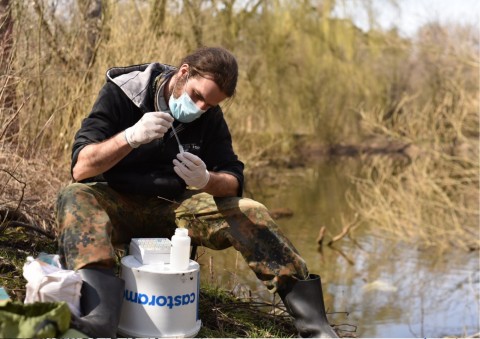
top-left (179, 47), bottom-right (238, 97)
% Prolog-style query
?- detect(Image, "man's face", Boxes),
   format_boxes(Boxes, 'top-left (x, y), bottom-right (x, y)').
top-left (173, 65), bottom-right (228, 111)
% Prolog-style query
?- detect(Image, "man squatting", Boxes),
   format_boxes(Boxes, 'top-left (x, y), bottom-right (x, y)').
top-left (56, 46), bottom-right (339, 338)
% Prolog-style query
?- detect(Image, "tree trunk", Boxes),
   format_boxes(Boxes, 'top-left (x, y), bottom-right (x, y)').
top-left (0, 0), bottom-right (18, 140)
top-left (78, 0), bottom-right (104, 67)
top-left (150, 0), bottom-right (167, 36)
top-left (183, 0), bottom-right (204, 48)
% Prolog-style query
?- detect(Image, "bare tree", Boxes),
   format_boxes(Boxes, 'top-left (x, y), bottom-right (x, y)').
top-left (78, 0), bottom-right (106, 67)
top-left (213, 0), bottom-right (264, 50)
top-left (183, 0), bottom-right (205, 48)
top-left (32, 0), bottom-right (69, 65)
top-left (150, 0), bottom-right (167, 36)
top-left (0, 0), bottom-right (18, 140)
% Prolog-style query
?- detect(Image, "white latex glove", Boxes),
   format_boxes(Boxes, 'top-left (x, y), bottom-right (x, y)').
top-left (125, 112), bottom-right (174, 148)
top-left (173, 152), bottom-right (210, 189)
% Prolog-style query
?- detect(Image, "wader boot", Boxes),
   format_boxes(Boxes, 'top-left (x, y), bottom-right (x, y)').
top-left (70, 267), bottom-right (125, 338)
top-left (279, 274), bottom-right (339, 338)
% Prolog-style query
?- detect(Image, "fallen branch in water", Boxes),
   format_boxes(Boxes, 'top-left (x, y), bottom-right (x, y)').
top-left (316, 215), bottom-right (360, 265)
top-left (316, 226), bottom-right (326, 246)
top-left (315, 214), bottom-right (360, 248)
top-left (327, 214), bottom-right (360, 246)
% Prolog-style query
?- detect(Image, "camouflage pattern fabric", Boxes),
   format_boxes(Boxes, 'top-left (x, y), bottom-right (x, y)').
top-left (56, 182), bottom-right (308, 292)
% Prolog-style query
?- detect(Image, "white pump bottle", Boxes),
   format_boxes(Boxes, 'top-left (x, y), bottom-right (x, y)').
top-left (170, 228), bottom-right (191, 271)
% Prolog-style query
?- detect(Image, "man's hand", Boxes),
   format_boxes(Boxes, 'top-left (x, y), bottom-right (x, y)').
top-left (125, 112), bottom-right (174, 148)
top-left (173, 152), bottom-right (210, 189)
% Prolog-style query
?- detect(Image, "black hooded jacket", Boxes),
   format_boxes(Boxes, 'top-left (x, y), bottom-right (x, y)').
top-left (72, 63), bottom-right (244, 199)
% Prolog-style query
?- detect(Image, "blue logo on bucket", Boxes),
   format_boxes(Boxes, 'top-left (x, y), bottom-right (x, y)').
top-left (124, 289), bottom-right (196, 309)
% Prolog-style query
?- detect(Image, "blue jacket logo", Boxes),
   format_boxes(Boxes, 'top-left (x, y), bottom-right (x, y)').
top-left (124, 289), bottom-right (196, 309)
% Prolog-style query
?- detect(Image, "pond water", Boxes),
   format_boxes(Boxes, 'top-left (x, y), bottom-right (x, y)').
top-left (196, 160), bottom-right (480, 337)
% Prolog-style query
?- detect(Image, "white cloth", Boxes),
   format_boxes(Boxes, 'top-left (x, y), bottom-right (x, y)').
top-left (23, 257), bottom-right (82, 317)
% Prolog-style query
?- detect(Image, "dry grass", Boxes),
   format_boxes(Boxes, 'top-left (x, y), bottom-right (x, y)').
top-left (349, 85), bottom-right (479, 251)
top-left (0, 140), bottom-right (67, 238)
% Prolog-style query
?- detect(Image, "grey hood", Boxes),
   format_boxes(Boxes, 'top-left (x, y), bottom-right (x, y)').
top-left (106, 63), bottom-right (176, 112)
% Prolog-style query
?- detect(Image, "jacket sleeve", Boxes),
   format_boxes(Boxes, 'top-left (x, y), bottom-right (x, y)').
top-left (71, 82), bottom-right (137, 176)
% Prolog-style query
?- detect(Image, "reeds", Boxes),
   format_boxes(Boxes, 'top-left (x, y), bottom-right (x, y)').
top-left (349, 73), bottom-right (479, 251)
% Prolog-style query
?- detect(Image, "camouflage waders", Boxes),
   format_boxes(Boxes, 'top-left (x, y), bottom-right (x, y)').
top-left (56, 182), bottom-right (308, 292)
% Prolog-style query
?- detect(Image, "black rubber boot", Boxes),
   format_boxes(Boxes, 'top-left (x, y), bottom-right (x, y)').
top-left (279, 274), bottom-right (339, 338)
top-left (70, 267), bottom-right (125, 338)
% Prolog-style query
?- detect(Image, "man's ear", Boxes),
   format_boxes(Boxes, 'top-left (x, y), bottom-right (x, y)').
top-left (179, 64), bottom-right (190, 76)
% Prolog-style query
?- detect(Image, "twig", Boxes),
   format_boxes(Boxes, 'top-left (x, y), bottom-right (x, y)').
top-left (329, 245), bottom-right (355, 265)
top-left (0, 169), bottom-right (26, 233)
top-left (327, 214), bottom-right (360, 246)
top-left (0, 99), bottom-right (27, 141)
top-left (316, 225), bottom-right (326, 247)
top-left (3, 220), bottom-right (55, 239)
top-left (348, 235), bottom-right (366, 251)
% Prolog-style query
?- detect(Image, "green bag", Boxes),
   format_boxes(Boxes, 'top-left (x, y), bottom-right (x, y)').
top-left (0, 300), bottom-right (71, 338)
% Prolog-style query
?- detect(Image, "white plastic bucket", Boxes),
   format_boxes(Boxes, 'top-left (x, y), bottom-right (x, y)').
top-left (117, 255), bottom-right (201, 338)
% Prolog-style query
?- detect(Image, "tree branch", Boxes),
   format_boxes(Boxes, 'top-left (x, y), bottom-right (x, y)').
top-left (1, 220), bottom-right (55, 239)
top-left (327, 214), bottom-right (360, 246)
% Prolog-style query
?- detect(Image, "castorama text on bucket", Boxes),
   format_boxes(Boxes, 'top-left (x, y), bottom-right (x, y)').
top-left (124, 289), bottom-right (196, 309)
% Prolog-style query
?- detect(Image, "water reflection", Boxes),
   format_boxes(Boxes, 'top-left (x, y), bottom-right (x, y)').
top-left (196, 161), bottom-right (479, 337)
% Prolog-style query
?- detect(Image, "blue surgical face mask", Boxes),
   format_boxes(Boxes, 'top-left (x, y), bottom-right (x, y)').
top-left (169, 78), bottom-right (206, 123)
